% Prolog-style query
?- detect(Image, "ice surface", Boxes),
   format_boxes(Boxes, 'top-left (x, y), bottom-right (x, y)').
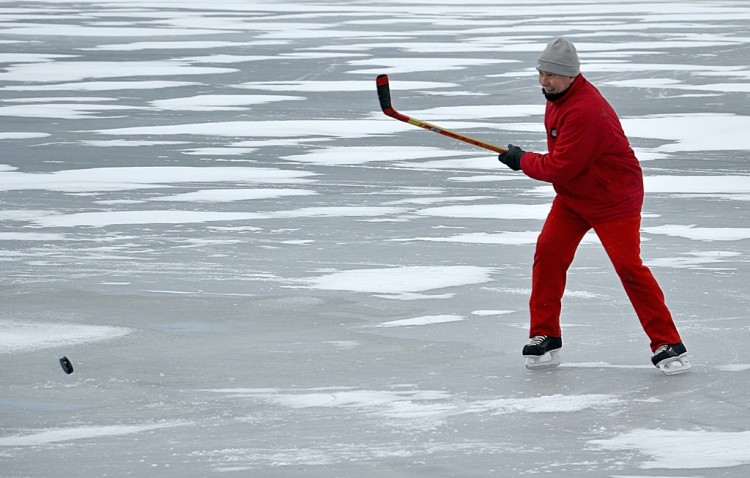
top-left (1, 0), bottom-right (749, 476)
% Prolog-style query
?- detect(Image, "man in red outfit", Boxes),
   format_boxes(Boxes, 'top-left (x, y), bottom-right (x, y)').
top-left (498, 37), bottom-right (690, 374)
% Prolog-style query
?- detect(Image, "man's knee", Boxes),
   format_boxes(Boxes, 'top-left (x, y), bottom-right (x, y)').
top-left (613, 260), bottom-right (647, 285)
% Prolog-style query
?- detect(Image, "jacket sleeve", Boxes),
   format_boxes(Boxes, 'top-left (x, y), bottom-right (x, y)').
top-left (520, 105), bottom-right (607, 185)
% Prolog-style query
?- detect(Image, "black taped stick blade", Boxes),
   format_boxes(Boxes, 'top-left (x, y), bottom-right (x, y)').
top-left (376, 74), bottom-right (393, 113)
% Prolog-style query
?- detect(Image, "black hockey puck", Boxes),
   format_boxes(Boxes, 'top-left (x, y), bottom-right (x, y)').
top-left (59, 356), bottom-right (74, 374)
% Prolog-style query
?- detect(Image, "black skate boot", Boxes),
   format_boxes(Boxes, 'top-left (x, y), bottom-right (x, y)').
top-left (523, 336), bottom-right (562, 370)
top-left (651, 342), bottom-right (691, 375)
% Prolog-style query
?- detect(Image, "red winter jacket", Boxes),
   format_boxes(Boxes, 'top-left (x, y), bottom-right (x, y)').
top-left (520, 75), bottom-right (644, 224)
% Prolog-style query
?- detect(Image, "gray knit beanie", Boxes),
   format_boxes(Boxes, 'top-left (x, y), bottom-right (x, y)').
top-left (537, 37), bottom-right (580, 77)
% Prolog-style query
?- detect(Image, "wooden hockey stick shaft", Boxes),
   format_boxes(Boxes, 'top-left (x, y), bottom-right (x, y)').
top-left (376, 74), bottom-right (508, 154)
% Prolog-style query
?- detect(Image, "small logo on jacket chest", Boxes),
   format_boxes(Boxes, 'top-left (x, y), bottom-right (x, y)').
top-left (550, 127), bottom-right (558, 138)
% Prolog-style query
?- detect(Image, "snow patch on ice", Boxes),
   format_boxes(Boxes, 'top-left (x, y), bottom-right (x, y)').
top-left (643, 225), bottom-right (750, 242)
top-left (203, 388), bottom-right (621, 423)
top-left (180, 147), bottom-right (257, 156)
top-left (93, 119), bottom-right (410, 140)
top-left (645, 251), bottom-right (741, 270)
top-left (234, 80), bottom-right (456, 92)
top-left (0, 232), bottom-right (68, 241)
top-left (29, 206), bottom-right (404, 228)
top-left (1, 80), bottom-right (202, 92)
top-left (151, 94), bottom-right (304, 111)
top-left (31, 211), bottom-right (266, 228)
top-left (281, 146), bottom-right (469, 166)
top-left (471, 310), bottom-right (514, 317)
top-left (404, 104), bottom-right (543, 120)
top-left (716, 364), bottom-right (750, 372)
top-left (0, 60), bottom-right (235, 83)
top-left (323, 340), bottom-right (360, 350)
top-left (0, 102), bottom-right (146, 119)
top-left (622, 114), bottom-right (750, 152)
top-left (606, 77), bottom-right (750, 94)
top-left (469, 394), bottom-right (621, 415)
top-left (347, 57), bottom-right (517, 74)
top-left (0, 320), bottom-right (131, 354)
top-left (384, 196), bottom-right (493, 206)
top-left (81, 139), bottom-right (188, 147)
top-left (304, 266), bottom-right (495, 297)
top-left (0, 132), bottom-right (50, 139)
top-left (195, 441), bottom-right (506, 470)
top-left (400, 156), bottom-right (509, 171)
top-left (393, 231), bottom-right (535, 245)
top-left (0, 166), bottom-right (317, 193)
top-left (561, 362), bottom-right (652, 369)
top-left (204, 388), bottom-right (456, 423)
top-left (0, 422), bottom-right (189, 446)
top-left (147, 188), bottom-right (317, 203)
top-left (84, 41), bottom-right (260, 51)
top-left (417, 204), bottom-right (551, 220)
top-left (645, 176), bottom-right (750, 195)
top-left (448, 175), bottom-right (523, 183)
top-left (591, 429), bottom-right (750, 469)
top-left (393, 231), bottom-right (600, 246)
top-left (376, 315), bottom-right (465, 328)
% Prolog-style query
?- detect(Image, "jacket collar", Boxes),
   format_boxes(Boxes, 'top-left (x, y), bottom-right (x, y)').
top-left (544, 74), bottom-right (583, 104)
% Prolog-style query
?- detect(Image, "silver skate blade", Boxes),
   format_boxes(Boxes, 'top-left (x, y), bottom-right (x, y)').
top-left (525, 350), bottom-right (561, 370)
top-left (657, 356), bottom-right (692, 376)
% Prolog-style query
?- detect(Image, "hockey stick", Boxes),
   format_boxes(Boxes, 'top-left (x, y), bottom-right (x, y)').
top-left (376, 74), bottom-right (508, 154)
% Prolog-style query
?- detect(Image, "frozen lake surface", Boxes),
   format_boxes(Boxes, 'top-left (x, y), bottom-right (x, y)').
top-left (1, 0), bottom-right (750, 476)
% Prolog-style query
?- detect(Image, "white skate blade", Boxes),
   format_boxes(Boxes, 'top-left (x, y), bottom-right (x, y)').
top-left (525, 349), bottom-right (561, 370)
top-left (657, 356), bottom-right (692, 376)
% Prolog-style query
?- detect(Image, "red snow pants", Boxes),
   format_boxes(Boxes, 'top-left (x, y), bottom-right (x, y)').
top-left (529, 199), bottom-right (682, 352)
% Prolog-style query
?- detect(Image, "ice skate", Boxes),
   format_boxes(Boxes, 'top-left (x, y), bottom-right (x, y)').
top-left (651, 342), bottom-right (691, 375)
top-left (523, 336), bottom-right (562, 370)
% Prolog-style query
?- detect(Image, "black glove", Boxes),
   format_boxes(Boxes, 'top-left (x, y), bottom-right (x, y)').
top-left (498, 144), bottom-right (525, 171)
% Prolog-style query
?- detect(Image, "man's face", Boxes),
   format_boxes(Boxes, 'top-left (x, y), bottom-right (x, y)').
top-left (538, 71), bottom-right (575, 94)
